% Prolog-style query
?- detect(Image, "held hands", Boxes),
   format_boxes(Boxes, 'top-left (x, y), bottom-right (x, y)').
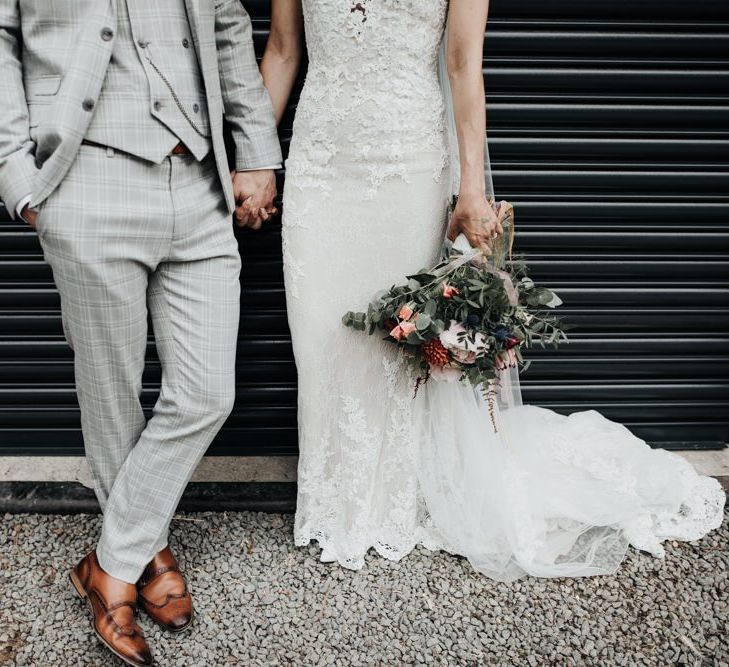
top-left (446, 190), bottom-right (504, 257)
top-left (231, 169), bottom-right (278, 230)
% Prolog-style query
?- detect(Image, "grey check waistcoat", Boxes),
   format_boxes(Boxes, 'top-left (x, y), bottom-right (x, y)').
top-left (85, 0), bottom-right (212, 161)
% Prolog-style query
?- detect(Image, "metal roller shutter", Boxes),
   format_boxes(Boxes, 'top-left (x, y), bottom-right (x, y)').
top-left (0, 0), bottom-right (727, 455)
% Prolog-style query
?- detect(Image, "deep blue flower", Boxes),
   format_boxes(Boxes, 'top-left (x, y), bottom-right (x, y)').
top-left (466, 313), bottom-right (480, 327)
top-left (493, 325), bottom-right (511, 342)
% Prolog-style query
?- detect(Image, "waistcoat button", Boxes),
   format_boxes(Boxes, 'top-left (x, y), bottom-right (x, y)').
top-left (82, 99), bottom-right (95, 112)
top-left (137, 39), bottom-right (148, 49)
top-left (153, 101), bottom-right (162, 112)
top-left (193, 103), bottom-right (200, 113)
top-left (101, 28), bottom-right (114, 41)
top-left (182, 38), bottom-right (190, 48)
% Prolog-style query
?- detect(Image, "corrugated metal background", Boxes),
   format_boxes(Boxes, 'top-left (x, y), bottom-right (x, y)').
top-left (1, 0), bottom-right (727, 455)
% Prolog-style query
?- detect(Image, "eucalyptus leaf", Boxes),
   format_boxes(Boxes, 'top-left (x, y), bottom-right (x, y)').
top-left (537, 289), bottom-right (556, 306)
top-left (416, 314), bottom-right (432, 330)
top-left (544, 291), bottom-right (563, 308)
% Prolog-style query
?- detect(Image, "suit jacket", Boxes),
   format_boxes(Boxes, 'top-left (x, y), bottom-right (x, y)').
top-left (0, 0), bottom-right (282, 217)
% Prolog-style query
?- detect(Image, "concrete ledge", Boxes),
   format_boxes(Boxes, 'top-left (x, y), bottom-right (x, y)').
top-left (1, 450), bottom-right (726, 513)
top-left (4, 451), bottom-right (726, 486)
top-left (673, 449), bottom-right (729, 483)
top-left (0, 481), bottom-right (297, 514)
top-left (0, 456), bottom-right (298, 485)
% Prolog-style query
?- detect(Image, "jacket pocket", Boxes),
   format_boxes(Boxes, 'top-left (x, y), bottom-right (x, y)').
top-left (25, 75), bottom-right (62, 100)
top-left (26, 76), bottom-right (62, 127)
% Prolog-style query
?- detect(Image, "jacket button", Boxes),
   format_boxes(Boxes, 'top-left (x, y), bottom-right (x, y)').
top-left (193, 103), bottom-right (200, 113)
top-left (153, 101), bottom-right (162, 111)
top-left (82, 99), bottom-right (95, 111)
top-left (101, 28), bottom-right (114, 41)
top-left (182, 38), bottom-right (190, 48)
top-left (137, 39), bottom-right (148, 49)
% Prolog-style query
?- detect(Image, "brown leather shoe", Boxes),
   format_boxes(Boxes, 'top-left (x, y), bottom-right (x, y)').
top-left (70, 551), bottom-right (154, 667)
top-left (137, 547), bottom-right (193, 633)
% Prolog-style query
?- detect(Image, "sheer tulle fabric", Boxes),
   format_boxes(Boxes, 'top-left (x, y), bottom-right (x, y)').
top-left (415, 383), bottom-right (724, 581)
top-left (282, 0), bottom-right (725, 581)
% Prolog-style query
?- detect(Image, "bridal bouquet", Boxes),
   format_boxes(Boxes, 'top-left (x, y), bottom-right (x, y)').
top-left (342, 201), bottom-right (566, 403)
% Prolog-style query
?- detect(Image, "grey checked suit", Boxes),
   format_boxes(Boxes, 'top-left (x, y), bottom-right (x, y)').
top-left (0, 0), bottom-right (282, 582)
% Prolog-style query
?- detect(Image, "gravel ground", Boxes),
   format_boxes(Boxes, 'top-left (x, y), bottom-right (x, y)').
top-left (1, 511), bottom-right (727, 667)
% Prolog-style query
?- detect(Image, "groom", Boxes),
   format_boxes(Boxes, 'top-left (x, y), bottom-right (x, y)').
top-left (0, 0), bottom-right (281, 664)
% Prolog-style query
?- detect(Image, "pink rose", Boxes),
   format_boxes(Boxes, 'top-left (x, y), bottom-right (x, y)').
top-left (399, 304), bottom-right (414, 321)
top-left (441, 283), bottom-right (459, 299)
top-left (399, 321), bottom-right (417, 337)
top-left (390, 325), bottom-right (405, 341)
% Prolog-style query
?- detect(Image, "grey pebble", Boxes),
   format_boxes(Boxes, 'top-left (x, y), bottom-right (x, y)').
top-left (0, 510), bottom-right (727, 666)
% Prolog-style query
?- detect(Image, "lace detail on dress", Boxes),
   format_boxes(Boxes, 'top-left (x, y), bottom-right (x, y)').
top-left (550, 411), bottom-right (641, 498)
top-left (294, 340), bottom-right (424, 569)
top-left (286, 0), bottom-right (449, 198)
top-left (281, 235), bottom-right (304, 300)
top-left (348, 1), bottom-right (368, 36)
top-left (282, 1), bottom-right (452, 563)
top-left (280, 203), bottom-right (312, 300)
top-left (652, 462), bottom-right (726, 543)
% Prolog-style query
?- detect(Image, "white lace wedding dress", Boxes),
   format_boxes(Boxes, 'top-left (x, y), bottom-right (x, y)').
top-left (281, 0), bottom-right (725, 581)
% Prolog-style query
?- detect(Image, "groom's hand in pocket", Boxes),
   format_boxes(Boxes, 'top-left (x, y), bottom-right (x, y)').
top-left (20, 204), bottom-right (39, 230)
top-left (231, 169), bottom-right (278, 230)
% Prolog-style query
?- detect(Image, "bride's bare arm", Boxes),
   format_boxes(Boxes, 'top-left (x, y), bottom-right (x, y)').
top-left (445, 0), bottom-right (502, 255)
top-left (261, 0), bottom-right (304, 124)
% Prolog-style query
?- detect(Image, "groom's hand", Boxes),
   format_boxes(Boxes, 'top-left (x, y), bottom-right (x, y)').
top-left (20, 204), bottom-right (39, 229)
top-left (231, 169), bottom-right (278, 230)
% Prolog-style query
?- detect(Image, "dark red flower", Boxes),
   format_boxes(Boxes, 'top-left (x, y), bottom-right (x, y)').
top-left (504, 335), bottom-right (521, 350)
top-left (421, 339), bottom-right (450, 367)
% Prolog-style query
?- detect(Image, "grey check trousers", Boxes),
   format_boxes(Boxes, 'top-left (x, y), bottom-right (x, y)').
top-left (36, 145), bottom-right (241, 583)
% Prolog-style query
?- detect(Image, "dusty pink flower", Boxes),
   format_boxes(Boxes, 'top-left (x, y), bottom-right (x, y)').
top-left (452, 348), bottom-right (477, 364)
top-left (399, 321), bottom-right (417, 337)
top-left (399, 304), bottom-right (414, 320)
top-left (496, 348), bottom-right (518, 371)
top-left (439, 320), bottom-right (489, 364)
top-left (441, 283), bottom-right (459, 299)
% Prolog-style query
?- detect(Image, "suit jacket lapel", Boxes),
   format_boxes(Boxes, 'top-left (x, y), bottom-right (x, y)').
top-left (184, 0), bottom-right (202, 55)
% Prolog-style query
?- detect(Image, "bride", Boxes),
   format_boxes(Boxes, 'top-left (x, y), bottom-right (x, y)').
top-left (259, 0), bottom-right (724, 580)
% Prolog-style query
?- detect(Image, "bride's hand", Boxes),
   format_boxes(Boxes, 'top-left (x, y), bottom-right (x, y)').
top-left (447, 191), bottom-right (503, 256)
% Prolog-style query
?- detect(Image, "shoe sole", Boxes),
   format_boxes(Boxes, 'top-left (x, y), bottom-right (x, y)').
top-left (69, 570), bottom-right (154, 667)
